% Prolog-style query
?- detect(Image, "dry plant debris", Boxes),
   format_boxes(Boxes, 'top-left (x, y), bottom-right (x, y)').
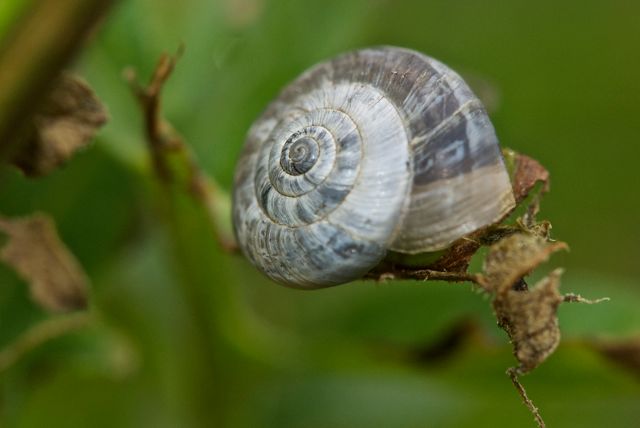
top-left (0, 212), bottom-right (89, 312)
top-left (367, 150), bottom-right (608, 427)
top-left (482, 231), bottom-right (607, 428)
top-left (11, 73), bottom-right (108, 176)
top-left (485, 233), bottom-right (568, 374)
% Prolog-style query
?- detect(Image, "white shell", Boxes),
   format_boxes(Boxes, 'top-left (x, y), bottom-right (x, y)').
top-left (232, 46), bottom-right (515, 289)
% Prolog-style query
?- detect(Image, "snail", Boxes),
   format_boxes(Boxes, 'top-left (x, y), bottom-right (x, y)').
top-left (232, 46), bottom-right (515, 289)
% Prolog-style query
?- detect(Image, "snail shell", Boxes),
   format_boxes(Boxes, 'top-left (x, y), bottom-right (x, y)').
top-left (232, 46), bottom-right (515, 289)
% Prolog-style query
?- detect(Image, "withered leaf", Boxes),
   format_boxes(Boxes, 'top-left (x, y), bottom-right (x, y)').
top-left (511, 154), bottom-right (550, 205)
top-left (484, 233), bottom-right (568, 373)
top-left (484, 233), bottom-right (567, 295)
top-left (11, 73), bottom-right (108, 176)
top-left (0, 213), bottom-right (89, 312)
top-left (494, 268), bottom-right (565, 373)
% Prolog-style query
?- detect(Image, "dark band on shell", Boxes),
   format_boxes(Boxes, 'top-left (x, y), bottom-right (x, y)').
top-left (232, 46), bottom-right (515, 288)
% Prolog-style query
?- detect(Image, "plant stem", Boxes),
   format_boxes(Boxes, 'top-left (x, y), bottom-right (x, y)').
top-left (0, 0), bottom-right (115, 160)
top-left (0, 312), bottom-right (92, 372)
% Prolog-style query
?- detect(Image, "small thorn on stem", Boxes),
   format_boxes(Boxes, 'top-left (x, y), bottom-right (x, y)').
top-left (563, 293), bottom-right (610, 304)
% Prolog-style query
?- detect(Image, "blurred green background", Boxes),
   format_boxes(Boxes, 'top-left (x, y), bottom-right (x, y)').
top-left (1, 0), bottom-right (639, 427)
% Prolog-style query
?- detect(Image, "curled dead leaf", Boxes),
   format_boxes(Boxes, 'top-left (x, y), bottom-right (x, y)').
top-left (0, 212), bottom-right (89, 312)
top-left (484, 233), bottom-right (568, 373)
top-left (495, 268), bottom-right (565, 373)
top-left (11, 73), bottom-right (107, 176)
top-left (482, 233), bottom-right (569, 428)
top-left (511, 154), bottom-right (550, 205)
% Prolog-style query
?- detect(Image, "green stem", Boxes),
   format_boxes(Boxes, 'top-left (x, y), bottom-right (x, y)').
top-left (128, 52), bottom-right (273, 427)
top-left (0, 0), bottom-right (115, 159)
top-left (0, 312), bottom-right (92, 372)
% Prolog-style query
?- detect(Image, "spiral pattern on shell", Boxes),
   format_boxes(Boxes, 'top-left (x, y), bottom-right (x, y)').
top-left (233, 47), bottom-right (515, 288)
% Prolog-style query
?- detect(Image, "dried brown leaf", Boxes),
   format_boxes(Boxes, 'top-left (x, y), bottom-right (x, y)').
top-left (11, 73), bottom-right (108, 176)
top-left (494, 268), bottom-right (565, 373)
top-left (0, 213), bottom-right (89, 312)
top-left (483, 233), bottom-right (568, 428)
top-left (512, 154), bottom-right (550, 205)
top-left (484, 233), bottom-right (567, 295)
top-left (484, 233), bottom-right (569, 373)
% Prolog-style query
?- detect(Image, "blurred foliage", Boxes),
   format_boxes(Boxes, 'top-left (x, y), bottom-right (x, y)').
top-left (0, 0), bottom-right (639, 427)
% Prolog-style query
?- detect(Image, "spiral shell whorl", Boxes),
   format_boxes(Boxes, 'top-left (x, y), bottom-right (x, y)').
top-left (233, 47), bottom-right (515, 288)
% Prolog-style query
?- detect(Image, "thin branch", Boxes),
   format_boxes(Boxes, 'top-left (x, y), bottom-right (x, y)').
top-left (124, 47), bottom-right (237, 251)
top-left (126, 50), bottom-right (244, 426)
top-left (123, 46), bottom-right (184, 180)
top-left (0, 312), bottom-right (92, 373)
top-left (507, 367), bottom-right (546, 428)
top-left (367, 268), bottom-right (486, 287)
